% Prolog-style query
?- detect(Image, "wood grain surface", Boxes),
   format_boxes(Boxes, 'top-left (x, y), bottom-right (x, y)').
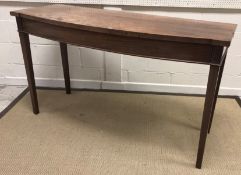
top-left (11, 4), bottom-right (236, 46)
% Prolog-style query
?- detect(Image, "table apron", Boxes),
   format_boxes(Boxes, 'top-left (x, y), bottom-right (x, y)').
top-left (20, 18), bottom-right (223, 65)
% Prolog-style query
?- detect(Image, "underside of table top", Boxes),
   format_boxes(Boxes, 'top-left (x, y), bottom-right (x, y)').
top-left (11, 4), bottom-right (236, 46)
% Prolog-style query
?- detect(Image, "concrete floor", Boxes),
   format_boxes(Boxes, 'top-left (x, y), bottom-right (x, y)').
top-left (0, 85), bottom-right (27, 113)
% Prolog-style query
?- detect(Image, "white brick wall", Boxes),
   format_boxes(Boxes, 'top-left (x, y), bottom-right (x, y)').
top-left (0, 2), bottom-right (241, 96)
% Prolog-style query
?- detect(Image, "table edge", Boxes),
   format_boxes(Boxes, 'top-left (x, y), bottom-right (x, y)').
top-left (10, 11), bottom-right (236, 47)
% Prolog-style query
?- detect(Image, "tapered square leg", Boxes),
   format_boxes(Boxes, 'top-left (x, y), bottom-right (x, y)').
top-left (208, 51), bottom-right (227, 133)
top-left (19, 32), bottom-right (39, 114)
top-left (196, 65), bottom-right (221, 168)
top-left (60, 42), bottom-right (71, 94)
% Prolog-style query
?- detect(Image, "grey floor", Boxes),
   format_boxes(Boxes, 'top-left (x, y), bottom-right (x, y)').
top-left (0, 85), bottom-right (27, 113)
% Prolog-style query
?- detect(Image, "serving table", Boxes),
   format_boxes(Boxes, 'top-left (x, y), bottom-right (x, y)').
top-left (10, 4), bottom-right (236, 169)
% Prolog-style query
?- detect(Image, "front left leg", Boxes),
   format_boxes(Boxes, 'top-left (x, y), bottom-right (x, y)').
top-left (17, 17), bottom-right (39, 114)
top-left (19, 32), bottom-right (39, 114)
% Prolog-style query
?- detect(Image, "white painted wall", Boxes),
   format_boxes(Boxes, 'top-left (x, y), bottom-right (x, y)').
top-left (5, 0), bottom-right (241, 9)
top-left (0, 2), bottom-right (241, 96)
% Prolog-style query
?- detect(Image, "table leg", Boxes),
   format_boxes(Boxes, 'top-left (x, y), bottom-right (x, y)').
top-left (208, 53), bottom-right (227, 134)
top-left (60, 42), bottom-right (71, 94)
top-left (19, 32), bottom-right (39, 114)
top-left (196, 65), bottom-right (220, 169)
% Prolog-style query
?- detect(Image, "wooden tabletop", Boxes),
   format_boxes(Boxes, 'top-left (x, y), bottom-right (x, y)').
top-left (11, 4), bottom-right (236, 46)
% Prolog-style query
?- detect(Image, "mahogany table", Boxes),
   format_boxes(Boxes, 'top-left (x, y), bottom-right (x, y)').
top-left (10, 4), bottom-right (236, 169)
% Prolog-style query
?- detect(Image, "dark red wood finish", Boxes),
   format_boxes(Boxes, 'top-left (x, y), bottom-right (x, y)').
top-left (17, 17), bottom-right (39, 114)
top-left (11, 4), bottom-right (236, 169)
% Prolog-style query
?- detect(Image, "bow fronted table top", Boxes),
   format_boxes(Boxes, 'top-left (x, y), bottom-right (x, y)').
top-left (11, 4), bottom-right (236, 46)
